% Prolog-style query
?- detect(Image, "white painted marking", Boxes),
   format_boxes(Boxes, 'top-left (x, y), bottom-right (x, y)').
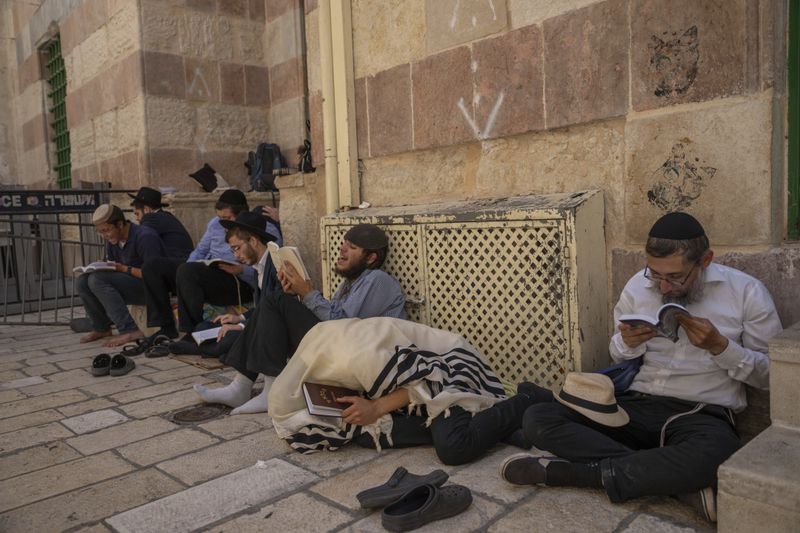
top-left (458, 91), bottom-right (505, 140)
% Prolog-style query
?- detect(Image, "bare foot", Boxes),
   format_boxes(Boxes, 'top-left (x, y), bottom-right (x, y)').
top-left (80, 330), bottom-right (112, 343)
top-left (103, 330), bottom-right (145, 347)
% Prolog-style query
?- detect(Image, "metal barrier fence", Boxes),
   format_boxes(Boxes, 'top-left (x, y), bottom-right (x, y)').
top-left (0, 189), bottom-right (132, 326)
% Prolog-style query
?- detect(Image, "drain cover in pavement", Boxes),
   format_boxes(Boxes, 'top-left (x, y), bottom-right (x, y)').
top-left (171, 404), bottom-right (228, 424)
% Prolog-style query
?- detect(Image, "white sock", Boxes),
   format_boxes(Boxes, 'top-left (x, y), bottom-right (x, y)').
top-left (231, 375), bottom-right (275, 415)
top-left (194, 373), bottom-right (254, 408)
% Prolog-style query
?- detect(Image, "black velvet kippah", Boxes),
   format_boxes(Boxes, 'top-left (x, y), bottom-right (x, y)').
top-left (648, 212), bottom-right (706, 239)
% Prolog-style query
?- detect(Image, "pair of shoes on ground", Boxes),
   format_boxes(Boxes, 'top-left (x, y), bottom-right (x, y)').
top-left (120, 333), bottom-right (173, 358)
top-left (500, 453), bottom-right (717, 523)
top-left (91, 353), bottom-right (135, 377)
top-left (357, 467), bottom-right (471, 532)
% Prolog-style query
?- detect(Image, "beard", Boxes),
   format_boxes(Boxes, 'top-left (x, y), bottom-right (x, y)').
top-left (335, 256), bottom-right (370, 280)
top-left (658, 268), bottom-right (706, 306)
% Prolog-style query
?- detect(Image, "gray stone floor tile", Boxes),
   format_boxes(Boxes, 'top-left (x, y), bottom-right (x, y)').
top-left (0, 389), bottom-right (88, 419)
top-left (24, 345), bottom-right (109, 365)
top-left (156, 429), bottom-right (287, 485)
top-left (66, 416), bottom-right (179, 455)
top-left (344, 493), bottom-right (501, 532)
top-left (19, 369), bottom-right (97, 396)
top-left (487, 487), bottom-right (633, 533)
top-left (0, 441), bottom-right (81, 481)
top-left (0, 468), bottom-right (184, 532)
top-left (0, 451), bottom-right (133, 513)
top-left (198, 412), bottom-right (273, 439)
top-left (21, 363), bottom-right (60, 376)
top-left (55, 356), bottom-right (96, 370)
top-left (0, 361), bottom-right (23, 372)
top-left (119, 388), bottom-right (204, 418)
top-left (0, 390), bottom-right (25, 404)
top-left (0, 408), bottom-right (63, 435)
top-left (145, 357), bottom-right (192, 370)
top-left (109, 376), bottom-right (214, 404)
top-left (107, 459), bottom-right (319, 533)
top-left (145, 365), bottom-right (209, 383)
top-left (67, 523), bottom-right (114, 533)
top-left (0, 370), bottom-right (27, 382)
top-left (638, 497), bottom-right (715, 531)
top-left (287, 442), bottom-right (386, 478)
top-left (621, 514), bottom-right (704, 532)
top-left (78, 375), bottom-right (154, 397)
top-left (0, 421), bottom-right (74, 454)
top-left (0, 375), bottom-right (47, 390)
top-left (57, 398), bottom-right (118, 417)
top-left (207, 492), bottom-right (354, 533)
top-left (61, 409), bottom-right (130, 434)
top-left (117, 428), bottom-right (220, 466)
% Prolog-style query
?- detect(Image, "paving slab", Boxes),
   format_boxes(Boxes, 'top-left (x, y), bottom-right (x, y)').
top-left (0, 370), bottom-right (27, 382)
top-left (209, 492), bottom-right (354, 532)
top-left (156, 429), bottom-right (287, 485)
top-left (0, 451), bottom-right (133, 513)
top-left (198, 412), bottom-right (272, 439)
top-left (0, 389), bottom-right (89, 419)
top-left (0, 361), bottom-right (23, 372)
top-left (0, 375), bottom-right (47, 390)
top-left (20, 363), bottom-right (60, 376)
top-left (286, 441), bottom-right (386, 478)
top-left (61, 409), bottom-right (130, 434)
top-left (57, 398), bottom-right (118, 417)
top-left (0, 408), bottom-right (63, 435)
top-left (448, 446), bottom-right (537, 504)
top-left (146, 357), bottom-right (193, 370)
top-left (0, 390), bottom-right (25, 403)
top-left (107, 459), bottom-right (319, 533)
top-left (78, 375), bottom-right (154, 397)
top-left (109, 376), bottom-right (213, 404)
top-left (0, 421), bottom-right (75, 454)
top-left (66, 416), bottom-right (179, 455)
top-left (0, 441), bottom-right (82, 481)
top-left (19, 369), bottom-right (98, 396)
top-left (145, 364), bottom-right (208, 383)
top-left (56, 356), bottom-right (97, 370)
top-left (638, 496), bottom-right (715, 531)
top-left (0, 468), bottom-right (184, 532)
top-left (117, 427), bottom-right (220, 466)
top-left (119, 388), bottom-right (205, 418)
top-left (621, 514), bottom-right (703, 532)
top-left (24, 345), bottom-right (110, 365)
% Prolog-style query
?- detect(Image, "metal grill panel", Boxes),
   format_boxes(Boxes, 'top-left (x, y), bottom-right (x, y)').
top-left (424, 221), bottom-right (570, 386)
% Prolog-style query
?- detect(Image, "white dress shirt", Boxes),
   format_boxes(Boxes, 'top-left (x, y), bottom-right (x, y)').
top-left (610, 262), bottom-right (782, 411)
top-left (253, 249), bottom-right (269, 290)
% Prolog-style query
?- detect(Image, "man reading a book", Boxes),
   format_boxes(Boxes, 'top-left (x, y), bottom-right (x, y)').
top-left (77, 204), bottom-right (166, 346)
top-left (194, 223), bottom-right (407, 415)
top-left (504, 212), bottom-right (783, 522)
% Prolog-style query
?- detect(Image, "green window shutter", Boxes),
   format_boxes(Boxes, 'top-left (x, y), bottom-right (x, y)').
top-left (44, 37), bottom-right (71, 189)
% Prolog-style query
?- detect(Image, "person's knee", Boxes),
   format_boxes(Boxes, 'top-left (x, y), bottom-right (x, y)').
top-left (434, 441), bottom-right (472, 466)
top-left (76, 273), bottom-right (91, 294)
top-left (176, 262), bottom-right (199, 287)
top-left (86, 271), bottom-right (113, 291)
top-left (522, 403), bottom-right (564, 449)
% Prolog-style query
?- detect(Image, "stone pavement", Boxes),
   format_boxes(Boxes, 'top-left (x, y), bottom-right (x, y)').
top-left (0, 325), bottom-right (716, 532)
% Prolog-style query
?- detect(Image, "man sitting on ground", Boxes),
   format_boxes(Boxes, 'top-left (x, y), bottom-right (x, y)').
top-left (78, 204), bottom-right (166, 346)
top-left (501, 212), bottom-right (782, 522)
top-left (194, 223), bottom-right (407, 415)
top-left (130, 187), bottom-right (194, 262)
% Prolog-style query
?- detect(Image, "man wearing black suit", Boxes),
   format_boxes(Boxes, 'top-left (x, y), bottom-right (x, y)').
top-left (130, 187), bottom-right (194, 261)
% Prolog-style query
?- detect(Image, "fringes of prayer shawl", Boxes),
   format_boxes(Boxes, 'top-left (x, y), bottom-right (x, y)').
top-left (268, 317), bottom-right (506, 454)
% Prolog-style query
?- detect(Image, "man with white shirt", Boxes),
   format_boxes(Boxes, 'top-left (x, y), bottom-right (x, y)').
top-left (502, 212), bottom-right (782, 522)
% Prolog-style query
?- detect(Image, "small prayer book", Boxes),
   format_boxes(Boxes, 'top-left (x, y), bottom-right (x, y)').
top-left (302, 382), bottom-right (359, 417)
top-left (72, 261), bottom-right (116, 273)
top-left (192, 326), bottom-right (221, 345)
top-left (268, 242), bottom-right (310, 280)
top-left (619, 303), bottom-right (691, 342)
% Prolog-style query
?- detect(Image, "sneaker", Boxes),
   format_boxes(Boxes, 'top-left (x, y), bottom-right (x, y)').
top-left (676, 487), bottom-right (717, 523)
top-left (499, 453), bottom-right (567, 486)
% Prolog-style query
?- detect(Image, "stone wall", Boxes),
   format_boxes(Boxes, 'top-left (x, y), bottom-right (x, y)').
top-left (300, 0), bottom-right (797, 323)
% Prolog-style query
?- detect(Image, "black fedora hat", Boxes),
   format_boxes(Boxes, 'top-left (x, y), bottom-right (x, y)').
top-left (219, 211), bottom-right (276, 243)
top-left (128, 187), bottom-right (168, 208)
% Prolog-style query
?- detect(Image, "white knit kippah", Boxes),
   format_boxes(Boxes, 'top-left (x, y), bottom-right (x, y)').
top-left (92, 204), bottom-right (123, 225)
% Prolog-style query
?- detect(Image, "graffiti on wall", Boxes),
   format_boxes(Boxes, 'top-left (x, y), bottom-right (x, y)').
top-left (647, 142), bottom-right (716, 211)
top-left (649, 26), bottom-right (699, 98)
top-left (457, 60), bottom-right (506, 140)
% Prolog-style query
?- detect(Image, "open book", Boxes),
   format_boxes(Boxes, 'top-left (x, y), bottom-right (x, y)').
top-left (192, 258), bottom-right (238, 268)
top-left (268, 242), bottom-right (309, 280)
top-left (302, 382), bottom-right (358, 417)
top-left (192, 326), bottom-right (221, 345)
top-left (72, 261), bottom-right (116, 274)
top-left (619, 303), bottom-right (691, 343)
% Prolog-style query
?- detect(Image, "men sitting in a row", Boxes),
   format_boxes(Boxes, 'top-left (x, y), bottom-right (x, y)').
top-left (194, 224), bottom-right (407, 414)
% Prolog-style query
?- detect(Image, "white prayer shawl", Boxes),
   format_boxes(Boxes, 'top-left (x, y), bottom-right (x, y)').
top-left (268, 317), bottom-right (505, 453)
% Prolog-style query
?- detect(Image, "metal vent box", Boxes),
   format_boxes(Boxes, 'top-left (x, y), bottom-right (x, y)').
top-left (321, 190), bottom-right (608, 387)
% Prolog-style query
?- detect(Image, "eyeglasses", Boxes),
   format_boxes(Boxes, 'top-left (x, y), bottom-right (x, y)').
top-left (643, 262), bottom-right (699, 287)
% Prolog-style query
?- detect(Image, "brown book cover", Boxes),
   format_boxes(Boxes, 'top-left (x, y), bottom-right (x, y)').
top-left (302, 382), bottom-right (359, 417)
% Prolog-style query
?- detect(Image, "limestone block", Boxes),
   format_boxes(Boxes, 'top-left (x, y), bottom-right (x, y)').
top-left (266, 0), bottom-right (299, 21)
top-left (426, 0), bottom-right (508, 53)
top-left (304, 9), bottom-right (321, 93)
top-left (236, 19), bottom-right (266, 65)
top-left (196, 104), bottom-right (250, 148)
top-left (624, 93), bottom-right (773, 246)
top-left (147, 147), bottom-right (200, 189)
top-left (630, 0), bottom-right (748, 111)
top-left (352, 0), bottom-right (426, 78)
top-left (93, 111), bottom-right (119, 160)
top-left (143, 51), bottom-right (186, 99)
top-left (145, 96), bottom-right (196, 148)
top-left (269, 57), bottom-right (302, 105)
top-left (178, 11), bottom-right (235, 61)
top-left (0, 442), bottom-right (81, 482)
top-left (308, 91), bottom-right (324, 167)
top-left (245, 106), bottom-right (271, 145)
top-left (202, 150), bottom-right (250, 189)
top-left (274, 172), bottom-right (324, 285)
top-left (508, 0), bottom-right (604, 28)
top-left (209, 493), bottom-right (351, 533)
top-left (220, 62), bottom-right (246, 105)
top-left (768, 321), bottom-right (800, 426)
top-left (367, 64), bottom-right (412, 157)
top-left (141, 0), bottom-right (181, 54)
top-left (355, 76), bottom-right (368, 158)
top-left (127, 304), bottom-right (159, 337)
top-left (265, 7), bottom-right (303, 68)
top-left (116, 97), bottom-right (146, 153)
top-left (219, 0), bottom-right (248, 18)
top-left (185, 57), bottom-right (220, 102)
top-left (70, 122), bottom-right (96, 170)
top-left (543, 0), bottom-right (629, 129)
top-left (19, 82), bottom-right (44, 125)
top-left (245, 64), bottom-right (270, 106)
top-left (80, 27), bottom-right (111, 82)
top-left (268, 97), bottom-right (305, 155)
top-left (412, 46), bottom-right (474, 150)
top-left (249, 0), bottom-right (266, 21)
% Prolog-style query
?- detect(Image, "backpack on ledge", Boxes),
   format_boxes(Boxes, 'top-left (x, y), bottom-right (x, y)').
top-left (246, 143), bottom-right (285, 193)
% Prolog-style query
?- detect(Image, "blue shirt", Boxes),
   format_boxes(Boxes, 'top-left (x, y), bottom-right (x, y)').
top-left (302, 269), bottom-right (407, 321)
top-left (106, 223), bottom-right (166, 268)
top-left (188, 216), bottom-right (282, 289)
top-left (140, 210), bottom-right (194, 261)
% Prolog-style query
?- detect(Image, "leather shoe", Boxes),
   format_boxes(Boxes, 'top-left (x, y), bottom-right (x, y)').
top-left (381, 484), bottom-right (471, 532)
top-left (91, 353), bottom-right (111, 376)
top-left (356, 467), bottom-right (448, 509)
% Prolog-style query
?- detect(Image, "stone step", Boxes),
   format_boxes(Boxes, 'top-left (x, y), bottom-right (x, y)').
top-left (768, 321), bottom-right (800, 426)
top-left (718, 424), bottom-right (800, 532)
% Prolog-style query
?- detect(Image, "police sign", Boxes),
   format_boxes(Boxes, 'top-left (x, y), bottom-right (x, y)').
top-left (0, 191), bottom-right (104, 213)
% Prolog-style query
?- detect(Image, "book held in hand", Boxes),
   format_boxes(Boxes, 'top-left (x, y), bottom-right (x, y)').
top-left (302, 382), bottom-right (359, 417)
top-left (619, 303), bottom-right (691, 342)
top-left (72, 261), bottom-right (116, 273)
top-left (192, 258), bottom-right (238, 268)
top-left (192, 326), bottom-right (221, 345)
top-left (268, 241), bottom-right (310, 280)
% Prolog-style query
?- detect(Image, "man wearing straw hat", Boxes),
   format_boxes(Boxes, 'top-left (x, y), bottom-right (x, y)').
top-left (501, 212), bottom-right (782, 522)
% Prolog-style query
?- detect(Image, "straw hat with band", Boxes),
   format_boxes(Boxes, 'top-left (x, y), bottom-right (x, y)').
top-left (554, 372), bottom-right (629, 427)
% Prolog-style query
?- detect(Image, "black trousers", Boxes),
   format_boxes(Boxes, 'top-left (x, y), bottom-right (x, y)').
top-left (141, 257), bottom-right (183, 328)
top-left (355, 394), bottom-right (534, 466)
top-left (175, 262), bottom-right (254, 332)
top-left (523, 392), bottom-right (742, 502)
top-left (221, 291), bottom-right (320, 380)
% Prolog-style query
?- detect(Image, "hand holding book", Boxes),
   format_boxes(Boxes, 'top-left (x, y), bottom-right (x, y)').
top-left (674, 314), bottom-right (729, 355)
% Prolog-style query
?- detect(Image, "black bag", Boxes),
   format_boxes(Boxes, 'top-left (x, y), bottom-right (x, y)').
top-left (188, 163), bottom-right (217, 192)
top-left (595, 357), bottom-right (643, 393)
top-left (299, 139), bottom-right (315, 173)
top-left (247, 143), bottom-right (284, 192)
